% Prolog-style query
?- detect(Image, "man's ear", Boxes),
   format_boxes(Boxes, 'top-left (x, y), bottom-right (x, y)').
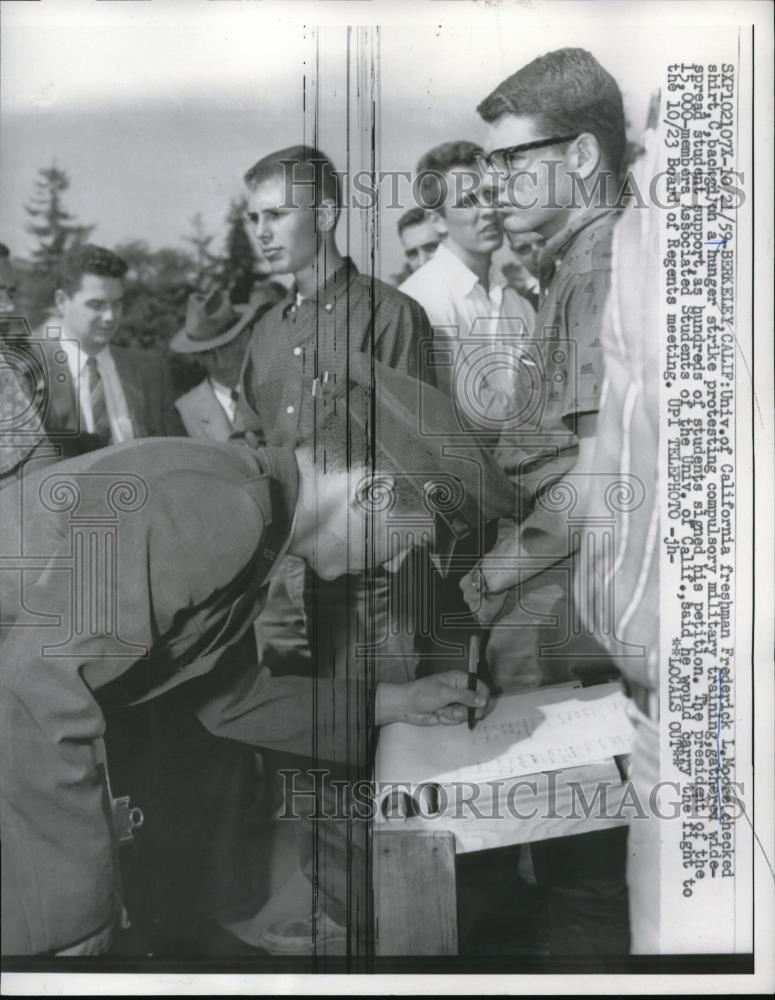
top-left (427, 209), bottom-right (448, 237)
top-left (351, 472), bottom-right (397, 514)
top-left (567, 132), bottom-right (602, 180)
top-left (316, 198), bottom-right (339, 234)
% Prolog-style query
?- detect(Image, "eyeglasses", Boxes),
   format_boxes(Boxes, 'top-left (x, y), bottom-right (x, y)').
top-left (477, 133), bottom-right (581, 173)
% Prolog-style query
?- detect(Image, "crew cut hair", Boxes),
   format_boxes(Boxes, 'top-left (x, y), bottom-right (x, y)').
top-left (243, 145), bottom-right (343, 209)
top-left (477, 47), bottom-right (626, 177)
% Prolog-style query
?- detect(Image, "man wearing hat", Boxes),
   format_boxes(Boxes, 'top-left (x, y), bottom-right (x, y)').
top-left (0, 356), bottom-right (513, 958)
top-left (171, 284), bottom-right (285, 442)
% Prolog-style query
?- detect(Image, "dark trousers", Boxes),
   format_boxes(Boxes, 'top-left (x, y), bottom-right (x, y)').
top-left (529, 592), bottom-right (631, 960)
top-left (531, 826), bottom-right (630, 959)
top-left (103, 635), bottom-right (269, 951)
top-left (257, 554), bottom-right (423, 955)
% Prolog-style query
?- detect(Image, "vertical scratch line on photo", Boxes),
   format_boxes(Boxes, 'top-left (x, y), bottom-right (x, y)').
top-left (715, 667), bottom-right (723, 821)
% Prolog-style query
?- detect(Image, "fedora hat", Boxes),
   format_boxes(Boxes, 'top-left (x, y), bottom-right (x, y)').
top-left (170, 288), bottom-right (254, 354)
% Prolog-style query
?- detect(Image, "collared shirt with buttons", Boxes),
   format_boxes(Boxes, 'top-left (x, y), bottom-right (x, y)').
top-left (232, 256), bottom-right (436, 691)
top-left (494, 208), bottom-right (622, 507)
top-left (399, 243), bottom-right (535, 433)
top-left (235, 257), bottom-right (435, 447)
top-left (488, 208), bottom-right (622, 642)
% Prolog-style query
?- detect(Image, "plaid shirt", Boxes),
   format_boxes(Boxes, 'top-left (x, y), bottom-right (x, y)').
top-left (489, 209), bottom-right (622, 640)
top-left (495, 208), bottom-right (621, 527)
top-left (234, 257), bottom-right (434, 446)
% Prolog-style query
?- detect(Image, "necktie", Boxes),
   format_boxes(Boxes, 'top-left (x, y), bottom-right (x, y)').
top-left (86, 355), bottom-right (112, 443)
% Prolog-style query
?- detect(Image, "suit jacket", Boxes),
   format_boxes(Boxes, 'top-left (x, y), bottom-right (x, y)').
top-left (174, 378), bottom-right (233, 443)
top-left (0, 439), bottom-right (353, 955)
top-left (39, 339), bottom-right (185, 455)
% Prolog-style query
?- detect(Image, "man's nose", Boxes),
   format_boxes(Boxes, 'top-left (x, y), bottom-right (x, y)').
top-left (494, 172), bottom-right (512, 207)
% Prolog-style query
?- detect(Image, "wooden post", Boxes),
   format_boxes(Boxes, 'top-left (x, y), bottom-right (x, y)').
top-left (374, 829), bottom-right (457, 956)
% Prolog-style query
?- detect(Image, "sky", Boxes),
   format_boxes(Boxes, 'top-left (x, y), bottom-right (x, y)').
top-left (0, 0), bottom-right (673, 281)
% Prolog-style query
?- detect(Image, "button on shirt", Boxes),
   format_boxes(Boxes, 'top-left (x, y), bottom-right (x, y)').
top-left (400, 243), bottom-right (535, 431)
top-left (484, 209), bottom-right (621, 640)
top-left (494, 209), bottom-right (621, 501)
top-left (65, 344), bottom-right (134, 443)
top-left (235, 257), bottom-right (435, 447)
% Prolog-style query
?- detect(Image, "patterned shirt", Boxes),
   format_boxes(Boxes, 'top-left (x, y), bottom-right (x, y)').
top-left (235, 257), bottom-right (434, 446)
top-left (495, 209), bottom-right (621, 524)
top-left (490, 209), bottom-right (621, 639)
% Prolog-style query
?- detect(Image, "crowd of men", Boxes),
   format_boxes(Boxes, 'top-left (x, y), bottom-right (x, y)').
top-left (0, 46), bottom-right (660, 963)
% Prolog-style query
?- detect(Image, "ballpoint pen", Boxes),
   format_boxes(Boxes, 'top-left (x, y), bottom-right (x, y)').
top-left (467, 634), bottom-right (480, 731)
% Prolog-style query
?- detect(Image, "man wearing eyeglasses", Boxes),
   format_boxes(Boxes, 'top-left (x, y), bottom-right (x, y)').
top-left (460, 48), bottom-right (630, 961)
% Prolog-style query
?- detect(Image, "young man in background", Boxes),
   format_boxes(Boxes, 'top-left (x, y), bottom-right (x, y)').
top-left (397, 206), bottom-right (443, 274)
top-left (233, 145), bottom-right (441, 954)
top-left (400, 140), bottom-right (534, 434)
top-left (39, 244), bottom-right (183, 454)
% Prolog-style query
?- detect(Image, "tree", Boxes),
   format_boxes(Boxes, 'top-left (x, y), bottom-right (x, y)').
top-left (20, 164), bottom-right (95, 326)
top-left (182, 212), bottom-right (221, 290)
top-left (112, 239), bottom-right (204, 395)
top-left (24, 164), bottom-right (94, 274)
top-left (222, 196), bottom-right (259, 304)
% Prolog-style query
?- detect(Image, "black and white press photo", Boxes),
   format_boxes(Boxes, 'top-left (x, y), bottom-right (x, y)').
top-left (0, 0), bottom-right (772, 995)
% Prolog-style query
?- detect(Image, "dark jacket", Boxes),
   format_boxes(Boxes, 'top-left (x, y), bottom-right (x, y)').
top-left (0, 438), bottom-right (352, 955)
top-left (39, 339), bottom-right (184, 456)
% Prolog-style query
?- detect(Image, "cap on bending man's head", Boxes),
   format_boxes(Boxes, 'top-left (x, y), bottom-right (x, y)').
top-left (304, 354), bottom-right (517, 574)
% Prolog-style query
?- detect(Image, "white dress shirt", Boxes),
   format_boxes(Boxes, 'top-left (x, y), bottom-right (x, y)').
top-left (209, 377), bottom-right (237, 426)
top-left (65, 344), bottom-right (134, 443)
top-left (400, 243), bottom-right (535, 426)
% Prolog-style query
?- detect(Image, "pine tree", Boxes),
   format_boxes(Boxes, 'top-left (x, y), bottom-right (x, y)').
top-left (182, 212), bottom-right (221, 290)
top-left (24, 164), bottom-right (94, 273)
top-left (222, 196), bottom-right (259, 304)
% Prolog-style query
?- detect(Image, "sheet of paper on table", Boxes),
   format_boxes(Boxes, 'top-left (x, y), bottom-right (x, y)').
top-left (376, 681), bottom-right (634, 789)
